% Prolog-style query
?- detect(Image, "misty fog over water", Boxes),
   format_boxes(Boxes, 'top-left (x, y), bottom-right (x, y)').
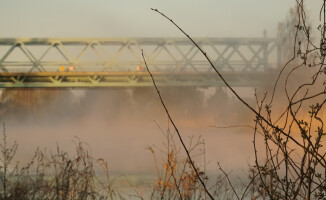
top-left (0, 87), bottom-right (258, 175)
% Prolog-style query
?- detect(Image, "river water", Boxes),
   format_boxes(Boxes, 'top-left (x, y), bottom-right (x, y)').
top-left (0, 87), bottom-right (267, 198)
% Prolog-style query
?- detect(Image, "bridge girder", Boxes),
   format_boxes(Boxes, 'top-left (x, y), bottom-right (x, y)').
top-left (0, 37), bottom-right (280, 87)
top-left (0, 71), bottom-right (275, 88)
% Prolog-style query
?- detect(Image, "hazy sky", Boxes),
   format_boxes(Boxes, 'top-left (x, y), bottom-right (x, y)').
top-left (0, 1), bottom-right (322, 38)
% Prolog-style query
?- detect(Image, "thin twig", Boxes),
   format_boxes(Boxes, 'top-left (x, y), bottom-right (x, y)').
top-left (217, 163), bottom-right (240, 200)
top-left (141, 50), bottom-right (215, 200)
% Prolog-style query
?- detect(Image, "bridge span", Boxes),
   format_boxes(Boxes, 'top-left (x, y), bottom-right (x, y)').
top-left (0, 37), bottom-right (280, 88)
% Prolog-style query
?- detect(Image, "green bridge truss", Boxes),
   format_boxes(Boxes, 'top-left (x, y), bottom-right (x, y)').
top-left (0, 37), bottom-right (280, 88)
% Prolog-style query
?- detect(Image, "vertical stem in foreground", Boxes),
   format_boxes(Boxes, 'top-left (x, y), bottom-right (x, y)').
top-left (141, 50), bottom-right (215, 200)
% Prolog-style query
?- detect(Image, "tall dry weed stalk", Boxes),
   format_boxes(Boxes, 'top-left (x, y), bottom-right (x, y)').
top-left (0, 127), bottom-right (120, 200)
top-left (146, 125), bottom-right (235, 200)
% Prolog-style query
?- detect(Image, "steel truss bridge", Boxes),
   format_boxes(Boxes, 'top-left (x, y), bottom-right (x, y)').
top-left (0, 37), bottom-right (280, 88)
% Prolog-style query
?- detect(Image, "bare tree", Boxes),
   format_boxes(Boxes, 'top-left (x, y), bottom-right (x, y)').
top-left (144, 1), bottom-right (326, 199)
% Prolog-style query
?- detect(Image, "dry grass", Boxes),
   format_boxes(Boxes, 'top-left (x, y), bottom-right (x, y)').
top-left (0, 124), bottom-right (120, 200)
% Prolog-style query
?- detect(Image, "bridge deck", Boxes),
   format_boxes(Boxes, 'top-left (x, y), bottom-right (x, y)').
top-left (0, 71), bottom-right (275, 87)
